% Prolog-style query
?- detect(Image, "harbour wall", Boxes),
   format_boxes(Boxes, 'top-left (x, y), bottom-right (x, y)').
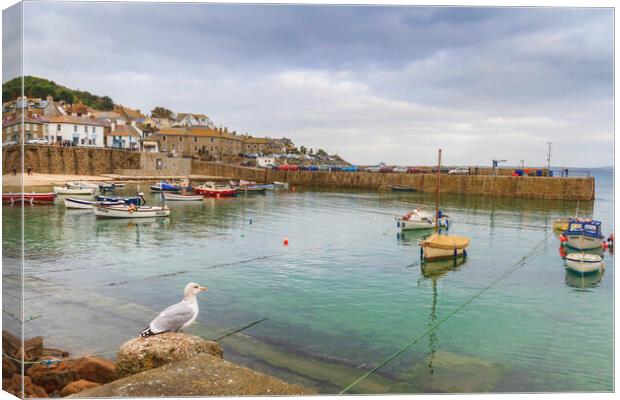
top-left (3, 145), bottom-right (141, 175)
top-left (191, 161), bottom-right (595, 200)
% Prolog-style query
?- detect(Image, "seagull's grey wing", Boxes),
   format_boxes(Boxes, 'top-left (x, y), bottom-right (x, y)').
top-left (149, 302), bottom-right (195, 334)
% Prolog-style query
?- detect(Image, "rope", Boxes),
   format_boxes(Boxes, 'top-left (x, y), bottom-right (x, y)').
top-left (213, 317), bottom-right (269, 341)
top-left (339, 231), bottom-right (553, 394)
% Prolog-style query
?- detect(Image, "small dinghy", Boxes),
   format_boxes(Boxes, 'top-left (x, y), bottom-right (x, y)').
top-left (2, 192), bottom-right (55, 204)
top-left (94, 204), bottom-right (170, 218)
top-left (397, 209), bottom-right (449, 231)
top-left (391, 186), bottom-right (416, 192)
top-left (421, 232), bottom-right (470, 261)
top-left (565, 253), bottom-right (605, 274)
top-left (64, 197), bottom-right (124, 209)
top-left (54, 186), bottom-right (95, 195)
top-left (66, 181), bottom-right (100, 190)
top-left (273, 181), bottom-right (289, 189)
top-left (96, 194), bottom-right (144, 206)
top-left (150, 181), bottom-right (181, 192)
top-left (162, 193), bottom-right (204, 201)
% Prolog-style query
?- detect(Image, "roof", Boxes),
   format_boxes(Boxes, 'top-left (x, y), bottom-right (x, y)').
top-left (243, 137), bottom-right (271, 144)
top-left (3, 115), bottom-right (45, 127)
top-left (105, 124), bottom-right (141, 138)
top-left (91, 110), bottom-right (125, 120)
top-left (177, 113), bottom-right (209, 120)
top-left (42, 115), bottom-right (110, 127)
top-left (155, 127), bottom-right (243, 141)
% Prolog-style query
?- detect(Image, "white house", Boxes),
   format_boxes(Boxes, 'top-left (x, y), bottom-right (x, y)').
top-left (257, 156), bottom-right (275, 167)
top-left (105, 124), bottom-right (141, 150)
top-left (42, 115), bottom-right (108, 147)
top-left (174, 113), bottom-right (215, 128)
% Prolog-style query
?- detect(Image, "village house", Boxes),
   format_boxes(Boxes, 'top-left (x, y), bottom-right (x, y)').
top-left (114, 105), bottom-right (145, 122)
top-left (153, 126), bottom-right (243, 159)
top-left (2, 113), bottom-right (46, 143)
top-left (105, 124), bottom-right (141, 150)
top-left (174, 113), bottom-right (214, 128)
top-left (42, 115), bottom-right (108, 147)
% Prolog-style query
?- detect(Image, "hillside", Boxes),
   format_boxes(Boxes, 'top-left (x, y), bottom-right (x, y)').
top-left (2, 76), bottom-right (114, 111)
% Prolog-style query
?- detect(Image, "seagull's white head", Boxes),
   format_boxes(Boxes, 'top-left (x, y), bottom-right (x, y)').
top-left (184, 282), bottom-right (208, 299)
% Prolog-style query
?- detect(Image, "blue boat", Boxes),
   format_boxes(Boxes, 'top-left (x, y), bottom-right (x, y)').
top-left (150, 182), bottom-right (181, 192)
top-left (562, 218), bottom-right (604, 250)
top-left (96, 195), bottom-right (144, 206)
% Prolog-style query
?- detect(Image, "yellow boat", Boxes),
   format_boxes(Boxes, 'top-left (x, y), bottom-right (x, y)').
top-left (553, 217), bottom-right (570, 233)
top-left (421, 233), bottom-right (470, 261)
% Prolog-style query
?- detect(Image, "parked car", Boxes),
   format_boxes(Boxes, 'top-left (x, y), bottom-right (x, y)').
top-left (308, 165), bottom-right (319, 172)
top-left (449, 167), bottom-right (470, 175)
top-left (26, 138), bottom-right (49, 145)
top-left (380, 166), bottom-right (394, 173)
top-left (406, 167), bottom-right (423, 174)
top-left (318, 165), bottom-right (331, 172)
top-left (330, 166), bottom-right (342, 172)
top-left (2, 140), bottom-right (17, 147)
top-left (289, 164), bottom-right (299, 171)
top-left (278, 164), bottom-right (290, 171)
top-left (341, 166), bottom-right (358, 172)
top-left (393, 166), bottom-right (408, 173)
top-left (365, 166), bottom-right (381, 172)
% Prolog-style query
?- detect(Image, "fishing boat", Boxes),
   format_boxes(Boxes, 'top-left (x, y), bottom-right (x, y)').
top-left (562, 218), bottom-right (604, 250)
top-left (96, 194), bottom-right (144, 206)
top-left (2, 192), bottom-right (55, 204)
top-left (553, 217), bottom-right (570, 233)
top-left (565, 253), bottom-right (605, 274)
top-left (162, 193), bottom-right (204, 201)
top-left (273, 181), bottom-right (289, 189)
top-left (419, 149), bottom-right (470, 261)
top-left (53, 186), bottom-right (95, 195)
top-left (150, 181), bottom-right (181, 192)
top-left (194, 182), bottom-right (237, 197)
top-left (94, 204), bottom-right (170, 218)
top-left (391, 185), bottom-right (416, 192)
top-left (66, 181), bottom-right (100, 190)
top-left (64, 197), bottom-right (125, 209)
top-left (397, 209), bottom-right (449, 231)
top-left (237, 185), bottom-right (267, 193)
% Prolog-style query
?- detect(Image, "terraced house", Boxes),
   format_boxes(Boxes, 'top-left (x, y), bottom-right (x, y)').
top-left (2, 114), bottom-right (46, 144)
top-left (153, 126), bottom-right (243, 159)
top-left (42, 115), bottom-right (108, 147)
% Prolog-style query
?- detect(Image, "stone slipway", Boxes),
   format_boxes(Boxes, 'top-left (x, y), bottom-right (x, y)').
top-left (72, 353), bottom-right (313, 397)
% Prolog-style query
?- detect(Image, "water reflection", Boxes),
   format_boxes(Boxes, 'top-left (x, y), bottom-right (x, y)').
top-left (565, 269), bottom-right (604, 290)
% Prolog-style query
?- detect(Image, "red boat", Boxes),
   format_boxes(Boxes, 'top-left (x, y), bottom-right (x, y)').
top-left (2, 192), bottom-right (55, 204)
top-left (194, 182), bottom-right (237, 197)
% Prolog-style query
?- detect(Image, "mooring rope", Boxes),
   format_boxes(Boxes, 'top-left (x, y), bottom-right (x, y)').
top-left (338, 231), bottom-right (553, 394)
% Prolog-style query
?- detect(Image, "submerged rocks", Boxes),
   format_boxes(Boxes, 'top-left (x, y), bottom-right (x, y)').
top-left (116, 333), bottom-right (223, 378)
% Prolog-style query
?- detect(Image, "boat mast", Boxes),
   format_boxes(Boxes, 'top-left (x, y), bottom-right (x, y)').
top-left (435, 149), bottom-right (442, 232)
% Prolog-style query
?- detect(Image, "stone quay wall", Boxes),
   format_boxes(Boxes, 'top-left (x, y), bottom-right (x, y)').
top-left (3, 145), bottom-right (141, 175)
top-left (191, 161), bottom-right (595, 201)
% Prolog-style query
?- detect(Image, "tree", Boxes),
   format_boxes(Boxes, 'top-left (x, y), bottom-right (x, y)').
top-left (316, 148), bottom-right (328, 157)
top-left (97, 96), bottom-right (114, 111)
top-left (299, 145), bottom-right (307, 155)
top-left (151, 107), bottom-right (174, 119)
top-left (57, 89), bottom-right (74, 104)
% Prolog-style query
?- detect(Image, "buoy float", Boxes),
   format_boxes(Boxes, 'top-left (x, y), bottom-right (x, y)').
top-left (283, 237), bottom-right (289, 246)
top-left (559, 235), bottom-right (567, 243)
top-left (602, 241), bottom-right (609, 250)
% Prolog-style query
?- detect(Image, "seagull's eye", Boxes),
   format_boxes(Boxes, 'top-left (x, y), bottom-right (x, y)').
top-left (194, 285), bottom-right (199, 288)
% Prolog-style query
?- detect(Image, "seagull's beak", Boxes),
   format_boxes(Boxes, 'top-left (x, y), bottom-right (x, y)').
top-left (200, 286), bottom-right (208, 292)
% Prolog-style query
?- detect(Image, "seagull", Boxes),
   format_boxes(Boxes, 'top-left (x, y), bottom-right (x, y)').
top-left (140, 282), bottom-right (208, 337)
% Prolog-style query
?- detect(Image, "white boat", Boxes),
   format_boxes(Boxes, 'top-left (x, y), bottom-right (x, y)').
top-left (162, 193), bottom-right (204, 201)
top-left (565, 253), bottom-right (605, 274)
top-left (397, 209), bottom-right (449, 231)
top-left (64, 197), bottom-right (124, 209)
top-left (273, 181), bottom-right (289, 189)
top-left (94, 204), bottom-right (170, 218)
top-left (562, 219), bottom-right (604, 250)
top-left (54, 186), bottom-right (95, 195)
top-left (66, 181), bottom-right (100, 190)
top-left (421, 232), bottom-right (470, 261)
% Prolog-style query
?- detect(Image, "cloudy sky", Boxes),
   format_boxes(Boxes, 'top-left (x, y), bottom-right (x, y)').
top-left (9, 2), bottom-right (615, 166)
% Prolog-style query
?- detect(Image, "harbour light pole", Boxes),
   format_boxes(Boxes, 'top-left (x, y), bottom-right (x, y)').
top-left (547, 142), bottom-right (552, 176)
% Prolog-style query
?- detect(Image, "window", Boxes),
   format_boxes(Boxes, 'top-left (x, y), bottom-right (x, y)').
top-left (57, 124), bottom-right (61, 131)
top-left (25, 123), bottom-right (31, 131)
top-left (92, 126), bottom-right (96, 133)
top-left (13, 125), bottom-right (18, 133)
top-left (194, 146), bottom-right (198, 151)
top-left (74, 125), bottom-right (78, 132)
top-left (179, 144), bottom-right (183, 151)
top-left (84, 126), bottom-right (88, 133)
top-left (162, 143), bottom-right (167, 151)
top-left (162, 136), bottom-right (166, 141)
top-left (172, 144), bottom-right (176, 151)
top-left (210, 138), bottom-right (214, 143)
top-left (193, 137), bottom-right (197, 142)
top-left (81, 138), bottom-right (85, 145)
top-left (33, 124), bottom-right (38, 131)
top-left (179, 136), bottom-right (183, 142)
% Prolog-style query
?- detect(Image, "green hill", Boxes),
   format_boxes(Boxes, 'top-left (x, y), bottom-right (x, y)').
top-left (2, 76), bottom-right (114, 111)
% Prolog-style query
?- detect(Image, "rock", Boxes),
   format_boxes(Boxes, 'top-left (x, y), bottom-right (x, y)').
top-left (3, 373), bottom-right (48, 398)
top-left (2, 356), bottom-right (17, 378)
top-left (24, 336), bottom-right (44, 360)
top-left (116, 333), bottom-right (223, 378)
top-left (41, 348), bottom-right (70, 359)
top-left (27, 360), bottom-right (76, 394)
top-left (2, 330), bottom-right (21, 358)
top-left (71, 356), bottom-right (117, 384)
top-left (73, 353), bottom-right (313, 397)
top-left (60, 379), bottom-right (101, 396)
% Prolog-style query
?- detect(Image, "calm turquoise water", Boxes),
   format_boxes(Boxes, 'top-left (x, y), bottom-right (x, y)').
top-left (3, 170), bottom-right (614, 393)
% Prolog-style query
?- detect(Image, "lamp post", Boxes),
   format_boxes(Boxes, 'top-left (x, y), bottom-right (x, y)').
top-left (547, 142), bottom-right (552, 176)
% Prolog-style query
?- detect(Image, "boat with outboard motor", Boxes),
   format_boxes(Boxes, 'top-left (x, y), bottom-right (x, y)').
top-left (150, 181), bottom-right (181, 192)
top-left (53, 186), bottom-right (95, 195)
top-left (64, 197), bottom-right (125, 209)
top-left (397, 208), bottom-right (449, 231)
top-left (194, 182), bottom-right (237, 197)
top-left (94, 204), bottom-right (170, 218)
top-left (95, 194), bottom-right (145, 206)
top-left (2, 192), bottom-right (55, 204)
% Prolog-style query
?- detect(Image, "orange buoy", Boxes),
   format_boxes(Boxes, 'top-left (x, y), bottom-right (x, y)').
top-left (602, 241), bottom-right (609, 250)
top-left (559, 235), bottom-right (567, 243)
top-left (283, 237), bottom-right (289, 246)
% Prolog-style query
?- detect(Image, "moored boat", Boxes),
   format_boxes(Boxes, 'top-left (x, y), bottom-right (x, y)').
top-left (273, 181), bottom-right (289, 189)
top-left (565, 252), bottom-right (605, 274)
top-left (162, 193), bottom-right (204, 201)
top-left (2, 192), bottom-right (55, 204)
top-left (94, 204), bottom-right (170, 218)
top-left (96, 194), bottom-right (144, 206)
top-left (194, 182), bottom-right (237, 197)
top-left (53, 186), bottom-right (95, 195)
top-left (553, 217), bottom-right (570, 233)
top-left (397, 209), bottom-right (449, 231)
top-left (64, 197), bottom-right (124, 209)
top-left (66, 181), bottom-right (100, 190)
top-left (237, 185), bottom-right (267, 193)
top-left (562, 218), bottom-right (604, 250)
top-left (421, 232), bottom-right (470, 261)
top-left (391, 185), bottom-right (416, 192)
top-left (150, 181), bottom-right (181, 192)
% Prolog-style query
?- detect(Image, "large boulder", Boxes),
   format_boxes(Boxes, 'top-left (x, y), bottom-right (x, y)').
top-left (2, 356), bottom-right (17, 378)
top-left (27, 356), bottom-right (116, 394)
top-left (60, 379), bottom-right (101, 396)
top-left (73, 353), bottom-right (314, 397)
top-left (71, 356), bottom-right (117, 384)
top-left (3, 373), bottom-right (48, 398)
top-left (116, 333), bottom-right (223, 378)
